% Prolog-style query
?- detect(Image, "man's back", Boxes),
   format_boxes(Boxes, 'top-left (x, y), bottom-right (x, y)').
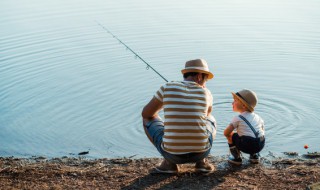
top-left (154, 81), bottom-right (213, 154)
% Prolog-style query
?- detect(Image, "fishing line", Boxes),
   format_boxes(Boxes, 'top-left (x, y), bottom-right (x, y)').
top-left (96, 21), bottom-right (168, 82)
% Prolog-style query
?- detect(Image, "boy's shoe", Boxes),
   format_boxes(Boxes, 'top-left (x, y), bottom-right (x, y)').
top-left (229, 146), bottom-right (241, 159)
top-left (249, 154), bottom-right (259, 164)
top-left (228, 156), bottom-right (242, 165)
top-left (155, 160), bottom-right (179, 174)
top-left (228, 145), bottom-right (242, 165)
top-left (195, 159), bottom-right (215, 173)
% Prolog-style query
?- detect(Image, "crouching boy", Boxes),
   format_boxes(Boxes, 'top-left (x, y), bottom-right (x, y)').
top-left (224, 89), bottom-right (265, 165)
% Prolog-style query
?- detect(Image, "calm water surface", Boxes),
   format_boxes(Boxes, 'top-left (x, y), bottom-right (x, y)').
top-left (1, 0), bottom-right (320, 158)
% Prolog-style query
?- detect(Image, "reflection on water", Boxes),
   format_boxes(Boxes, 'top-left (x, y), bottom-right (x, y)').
top-left (0, 0), bottom-right (320, 158)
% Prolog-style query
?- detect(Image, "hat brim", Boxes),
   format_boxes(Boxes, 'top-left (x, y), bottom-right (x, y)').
top-left (231, 92), bottom-right (254, 112)
top-left (181, 69), bottom-right (214, 79)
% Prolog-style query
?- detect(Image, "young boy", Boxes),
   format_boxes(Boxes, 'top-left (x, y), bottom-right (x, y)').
top-left (224, 89), bottom-right (265, 165)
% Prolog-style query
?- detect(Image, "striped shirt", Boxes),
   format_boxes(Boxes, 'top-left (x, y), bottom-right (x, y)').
top-left (154, 81), bottom-right (213, 154)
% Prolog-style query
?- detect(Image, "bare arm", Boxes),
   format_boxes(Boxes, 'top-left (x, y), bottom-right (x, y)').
top-left (224, 124), bottom-right (235, 144)
top-left (142, 97), bottom-right (163, 120)
top-left (207, 106), bottom-right (212, 116)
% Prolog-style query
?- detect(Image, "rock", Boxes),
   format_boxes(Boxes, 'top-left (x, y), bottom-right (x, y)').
top-left (307, 182), bottom-right (320, 190)
top-left (78, 151), bottom-right (89, 155)
top-left (303, 152), bottom-right (320, 159)
top-left (283, 152), bottom-right (298, 156)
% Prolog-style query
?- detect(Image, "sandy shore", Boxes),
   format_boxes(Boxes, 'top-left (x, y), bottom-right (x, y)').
top-left (0, 155), bottom-right (320, 190)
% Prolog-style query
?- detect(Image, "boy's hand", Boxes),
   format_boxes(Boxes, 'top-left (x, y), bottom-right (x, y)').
top-left (224, 124), bottom-right (235, 144)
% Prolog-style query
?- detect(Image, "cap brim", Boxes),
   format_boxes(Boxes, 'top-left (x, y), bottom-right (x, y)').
top-left (181, 69), bottom-right (214, 79)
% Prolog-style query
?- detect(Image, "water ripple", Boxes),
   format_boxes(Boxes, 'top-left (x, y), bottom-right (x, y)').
top-left (1, 0), bottom-right (320, 158)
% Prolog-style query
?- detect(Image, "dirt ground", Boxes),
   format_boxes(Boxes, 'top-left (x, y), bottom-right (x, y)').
top-left (0, 154), bottom-right (320, 190)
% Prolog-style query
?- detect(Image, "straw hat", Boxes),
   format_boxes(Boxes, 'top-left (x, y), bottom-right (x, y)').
top-left (181, 59), bottom-right (214, 79)
top-left (232, 89), bottom-right (258, 112)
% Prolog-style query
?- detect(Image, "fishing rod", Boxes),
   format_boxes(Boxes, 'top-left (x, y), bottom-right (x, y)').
top-left (96, 21), bottom-right (168, 82)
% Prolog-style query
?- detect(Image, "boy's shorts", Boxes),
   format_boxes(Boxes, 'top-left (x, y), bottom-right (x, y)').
top-left (144, 117), bottom-right (215, 164)
top-left (232, 133), bottom-right (265, 154)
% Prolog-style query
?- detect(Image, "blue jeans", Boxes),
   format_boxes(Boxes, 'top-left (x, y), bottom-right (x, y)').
top-left (144, 117), bottom-right (213, 164)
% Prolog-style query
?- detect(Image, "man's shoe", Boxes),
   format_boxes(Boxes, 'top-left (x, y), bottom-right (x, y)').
top-left (155, 160), bottom-right (179, 174)
top-left (195, 159), bottom-right (215, 173)
top-left (228, 156), bottom-right (242, 165)
top-left (249, 154), bottom-right (259, 164)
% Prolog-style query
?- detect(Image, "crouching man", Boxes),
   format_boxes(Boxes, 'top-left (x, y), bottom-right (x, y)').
top-left (142, 59), bottom-right (217, 173)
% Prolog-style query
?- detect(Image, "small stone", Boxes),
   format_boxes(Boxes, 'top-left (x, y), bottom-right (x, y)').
top-left (307, 182), bottom-right (320, 190)
top-left (304, 152), bottom-right (320, 159)
top-left (78, 151), bottom-right (89, 155)
top-left (217, 178), bottom-right (225, 182)
top-left (283, 152), bottom-right (298, 156)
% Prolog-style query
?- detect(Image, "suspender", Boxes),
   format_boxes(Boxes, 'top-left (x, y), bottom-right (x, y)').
top-left (238, 115), bottom-right (259, 138)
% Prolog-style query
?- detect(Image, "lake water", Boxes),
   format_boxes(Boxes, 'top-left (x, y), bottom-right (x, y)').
top-left (1, 0), bottom-right (319, 159)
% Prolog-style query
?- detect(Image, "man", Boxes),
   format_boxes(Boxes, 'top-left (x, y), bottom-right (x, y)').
top-left (142, 59), bottom-right (217, 173)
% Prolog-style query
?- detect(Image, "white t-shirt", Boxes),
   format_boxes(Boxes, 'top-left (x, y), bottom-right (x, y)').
top-left (230, 111), bottom-right (265, 138)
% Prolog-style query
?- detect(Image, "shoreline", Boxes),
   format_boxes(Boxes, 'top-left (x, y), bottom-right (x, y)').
top-left (1, 155), bottom-right (320, 189)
